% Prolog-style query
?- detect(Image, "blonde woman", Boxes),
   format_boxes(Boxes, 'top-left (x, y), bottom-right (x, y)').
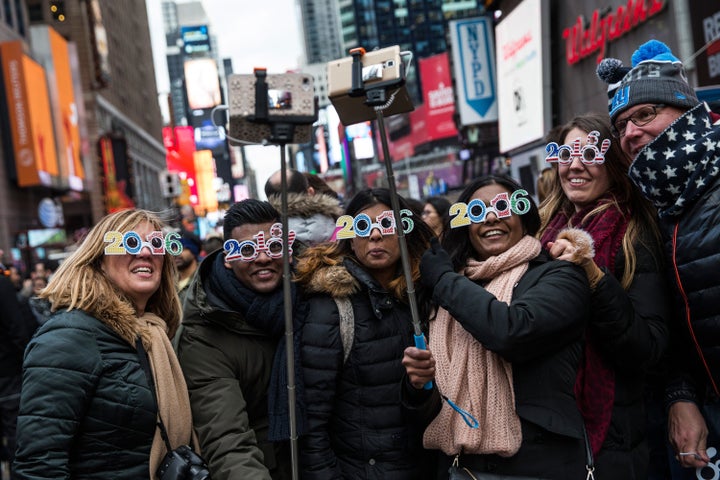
top-left (14, 209), bottom-right (197, 479)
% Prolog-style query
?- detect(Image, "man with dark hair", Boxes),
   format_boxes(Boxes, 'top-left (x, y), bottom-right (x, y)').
top-left (264, 169), bottom-right (310, 197)
top-left (176, 231), bottom-right (202, 304)
top-left (264, 169), bottom-right (342, 249)
top-left (177, 199), bottom-right (298, 479)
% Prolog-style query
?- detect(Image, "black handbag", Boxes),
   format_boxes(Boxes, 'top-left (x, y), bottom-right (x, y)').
top-left (447, 456), bottom-right (542, 480)
top-left (447, 428), bottom-right (595, 480)
top-left (136, 339), bottom-right (211, 480)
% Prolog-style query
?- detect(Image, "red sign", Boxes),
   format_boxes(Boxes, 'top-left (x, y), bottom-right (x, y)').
top-left (163, 126), bottom-right (199, 205)
top-left (98, 136), bottom-right (135, 213)
top-left (418, 52), bottom-right (458, 141)
top-left (563, 0), bottom-right (666, 65)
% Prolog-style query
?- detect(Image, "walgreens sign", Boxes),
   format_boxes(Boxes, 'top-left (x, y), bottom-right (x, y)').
top-left (563, 0), bottom-right (666, 65)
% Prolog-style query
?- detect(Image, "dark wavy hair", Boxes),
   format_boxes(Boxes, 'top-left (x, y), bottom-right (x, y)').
top-left (442, 175), bottom-right (540, 271)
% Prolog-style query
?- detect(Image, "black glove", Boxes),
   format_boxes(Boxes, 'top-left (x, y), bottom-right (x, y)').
top-left (420, 237), bottom-right (455, 289)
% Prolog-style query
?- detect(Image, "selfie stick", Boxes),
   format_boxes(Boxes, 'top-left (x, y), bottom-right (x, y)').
top-left (251, 68), bottom-right (317, 480)
top-left (349, 48), bottom-right (432, 389)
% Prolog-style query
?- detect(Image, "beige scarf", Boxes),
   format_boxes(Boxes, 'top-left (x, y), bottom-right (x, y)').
top-left (423, 235), bottom-right (541, 457)
top-left (137, 313), bottom-right (197, 478)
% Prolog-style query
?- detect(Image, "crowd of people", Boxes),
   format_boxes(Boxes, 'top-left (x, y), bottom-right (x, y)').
top-left (1, 38), bottom-right (720, 480)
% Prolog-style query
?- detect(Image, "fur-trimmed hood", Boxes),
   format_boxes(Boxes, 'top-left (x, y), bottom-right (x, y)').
top-left (296, 249), bottom-right (360, 298)
top-left (268, 192), bottom-right (343, 219)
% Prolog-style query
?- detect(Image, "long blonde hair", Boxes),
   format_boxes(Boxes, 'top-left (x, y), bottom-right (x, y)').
top-left (537, 113), bottom-right (663, 289)
top-left (40, 209), bottom-right (182, 337)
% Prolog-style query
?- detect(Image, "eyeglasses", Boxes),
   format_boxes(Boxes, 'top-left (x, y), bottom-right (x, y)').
top-left (223, 223), bottom-right (296, 262)
top-left (612, 104), bottom-right (666, 138)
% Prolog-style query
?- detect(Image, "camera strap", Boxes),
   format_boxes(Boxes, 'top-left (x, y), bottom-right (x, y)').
top-left (136, 337), bottom-right (175, 453)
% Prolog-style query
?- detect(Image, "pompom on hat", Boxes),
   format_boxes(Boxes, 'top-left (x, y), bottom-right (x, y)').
top-left (597, 39), bottom-right (699, 123)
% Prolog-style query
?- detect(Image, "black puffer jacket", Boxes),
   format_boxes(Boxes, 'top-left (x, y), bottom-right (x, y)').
top-left (589, 235), bottom-right (670, 478)
top-left (14, 309), bottom-right (156, 479)
top-left (416, 252), bottom-right (591, 479)
top-left (627, 106), bottom-right (720, 403)
top-left (299, 257), bottom-right (435, 480)
top-left (663, 175), bottom-right (720, 402)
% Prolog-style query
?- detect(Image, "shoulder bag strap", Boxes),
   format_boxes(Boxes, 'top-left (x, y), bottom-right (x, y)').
top-left (584, 425), bottom-right (595, 479)
top-left (136, 337), bottom-right (174, 452)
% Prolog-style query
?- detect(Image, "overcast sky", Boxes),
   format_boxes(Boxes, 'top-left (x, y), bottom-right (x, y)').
top-left (146, 0), bottom-right (307, 197)
top-left (199, 0), bottom-right (307, 195)
top-left (201, 0), bottom-right (305, 74)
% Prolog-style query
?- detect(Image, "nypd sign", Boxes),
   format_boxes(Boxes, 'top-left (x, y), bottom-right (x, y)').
top-left (450, 17), bottom-right (498, 126)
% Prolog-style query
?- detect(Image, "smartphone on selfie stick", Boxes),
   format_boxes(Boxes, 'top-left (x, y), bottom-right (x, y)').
top-left (327, 47), bottom-right (431, 389)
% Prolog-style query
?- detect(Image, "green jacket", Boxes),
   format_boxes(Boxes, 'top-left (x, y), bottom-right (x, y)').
top-left (177, 250), bottom-right (291, 480)
top-left (14, 309), bottom-right (155, 479)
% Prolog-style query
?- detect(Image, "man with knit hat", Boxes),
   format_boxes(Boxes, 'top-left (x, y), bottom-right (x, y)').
top-left (598, 40), bottom-right (720, 473)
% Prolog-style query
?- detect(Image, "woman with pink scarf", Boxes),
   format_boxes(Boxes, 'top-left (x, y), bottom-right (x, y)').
top-left (403, 175), bottom-right (592, 479)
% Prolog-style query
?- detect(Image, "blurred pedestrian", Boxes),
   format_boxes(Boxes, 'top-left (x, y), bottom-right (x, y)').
top-left (201, 232), bottom-right (223, 259)
top-left (265, 169), bottom-right (343, 250)
top-left (422, 196), bottom-right (451, 239)
top-left (176, 231), bottom-right (202, 304)
top-left (303, 172), bottom-right (340, 200)
top-left (536, 167), bottom-right (555, 204)
top-left (0, 258), bottom-right (37, 480)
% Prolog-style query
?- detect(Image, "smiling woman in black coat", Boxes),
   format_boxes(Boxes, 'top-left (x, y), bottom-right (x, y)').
top-left (404, 175), bottom-right (593, 480)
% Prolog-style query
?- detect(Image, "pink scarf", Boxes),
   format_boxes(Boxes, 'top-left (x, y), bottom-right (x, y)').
top-left (424, 236), bottom-right (541, 456)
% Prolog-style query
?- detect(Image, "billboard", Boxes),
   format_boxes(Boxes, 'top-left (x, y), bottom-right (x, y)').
top-left (345, 122), bottom-right (374, 160)
top-left (98, 135), bottom-right (135, 213)
top-left (495, 0), bottom-right (550, 153)
top-left (418, 52), bottom-right (458, 141)
top-left (449, 17), bottom-right (498, 126)
top-left (181, 25), bottom-right (211, 56)
top-left (0, 41), bottom-right (59, 187)
top-left (690, 4), bottom-right (720, 85)
top-left (194, 150), bottom-right (218, 214)
top-left (163, 126), bottom-right (199, 205)
top-left (30, 26), bottom-right (85, 191)
top-left (184, 58), bottom-right (221, 110)
top-left (86, 0), bottom-right (110, 88)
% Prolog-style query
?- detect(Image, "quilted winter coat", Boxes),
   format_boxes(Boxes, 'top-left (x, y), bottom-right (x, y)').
top-left (14, 309), bottom-right (156, 479)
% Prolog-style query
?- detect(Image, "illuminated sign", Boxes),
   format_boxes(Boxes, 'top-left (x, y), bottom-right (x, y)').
top-left (181, 25), bottom-right (211, 55)
top-left (0, 40), bottom-right (59, 187)
top-left (563, 0), bottom-right (666, 65)
top-left (98, 135), bottom-right (135, 213)
top-left (184, 58), bottom-right (221, 110)
top-left (449, 17), bottom-right (498, 126)
top-left (30, 26), bottom-right (85, 190)
top-left (419, 52), bottom-right (458, 141)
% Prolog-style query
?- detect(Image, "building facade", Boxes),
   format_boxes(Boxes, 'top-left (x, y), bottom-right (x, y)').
top-left (0, 0), bottom-right (167, 269)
